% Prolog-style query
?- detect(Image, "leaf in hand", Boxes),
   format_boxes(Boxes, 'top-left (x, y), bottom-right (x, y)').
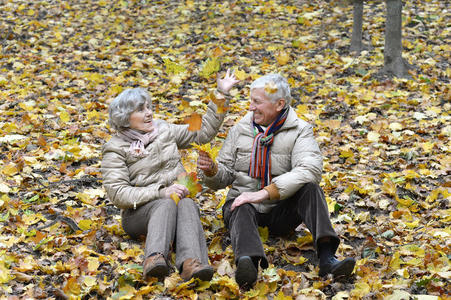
top-left (209, 91), bottom-right (227, 114)
top-left (191, 142), bottom-right (220, 161)
top-left (184, 112), bottom-right (202, 131)
top-left (171, 193), bottom-right (181, 205)
top-left (175, 172), bottom-right (202, 198)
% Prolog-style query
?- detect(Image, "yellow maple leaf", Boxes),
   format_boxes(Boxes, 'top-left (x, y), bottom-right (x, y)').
top-left (264, 82), bottom-right (278, 94)
top-left (199, 57), bottom-right (220, 79)
top-left (234, 69), bottom-right (247, 80)
top-left (2, 163), bottom-right (18, 177)
top-left (295, 104), bottom-right (308, 116)
top-left (60, 110), bottom-right (70, 123)
top-left (274, 290), bottom-right (292, 300)
top-left (382, 179), bottom-right (397, 197)
top-left (275, 50), bottom-right (290, 65)
top-left (258, 226), bottom-right (269, 243)
top-left (191, 142), bottom-right (220, 161)
top-left (78, 219), bottom-right (93, 231)
top-left (63, 276), bottom-right (81, 296)
top-left (164, 58), bottom-right (186, 75)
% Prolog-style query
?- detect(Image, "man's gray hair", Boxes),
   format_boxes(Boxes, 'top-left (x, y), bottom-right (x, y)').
top-left (250, 74), bottom-right (292, 108)
top-left (108, 88), bottom-right (152, 130)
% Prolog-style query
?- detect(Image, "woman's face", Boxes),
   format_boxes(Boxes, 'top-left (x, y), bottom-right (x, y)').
top-left (129, 102), bottom-right (154, 132)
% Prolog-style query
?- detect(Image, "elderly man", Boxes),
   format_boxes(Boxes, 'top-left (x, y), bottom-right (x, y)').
top-left (197, 74), bottom-right (355, 289)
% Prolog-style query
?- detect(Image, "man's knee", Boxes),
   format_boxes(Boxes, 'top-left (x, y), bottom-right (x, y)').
top-left (223, 202), bottom-right (256, 225)
top-left (233, 203), bottom-right (256, 216)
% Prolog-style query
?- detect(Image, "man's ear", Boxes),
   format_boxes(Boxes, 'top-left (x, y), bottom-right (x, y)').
top-left (276, 98), bottom-right (286, 111)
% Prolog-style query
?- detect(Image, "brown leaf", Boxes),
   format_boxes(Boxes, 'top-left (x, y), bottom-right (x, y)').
top-left (184, 112), bottom-right (202, 131)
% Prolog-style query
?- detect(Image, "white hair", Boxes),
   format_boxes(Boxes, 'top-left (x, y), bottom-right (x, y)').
top-left (250, 74), bottom-right (292, 108)
top-left (108, 88), bottom-right (152, 130)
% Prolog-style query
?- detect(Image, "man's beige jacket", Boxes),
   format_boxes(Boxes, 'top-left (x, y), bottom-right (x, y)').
top-left (204, 106), bottom-right (323, 213)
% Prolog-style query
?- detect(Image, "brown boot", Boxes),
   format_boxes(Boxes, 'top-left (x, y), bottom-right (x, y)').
top-left (143, 253), bottom-right (169, 280)
top-left (180, 258), bottom-right (214, 281)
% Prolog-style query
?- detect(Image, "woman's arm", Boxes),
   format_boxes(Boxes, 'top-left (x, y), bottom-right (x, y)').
top-left (198, 125), bottom-right (238, 190)
top-left (171, 70), bottom-right (239, 148)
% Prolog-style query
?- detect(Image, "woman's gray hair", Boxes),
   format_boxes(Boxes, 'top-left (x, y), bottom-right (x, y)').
top-left (108, 88), bottom-right (152, 130)
top-left (250, 74), bottom-right (292, 108)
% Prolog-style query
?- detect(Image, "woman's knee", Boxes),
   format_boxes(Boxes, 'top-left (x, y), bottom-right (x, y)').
top-left (156, 198), bottom-right (177, 213)
top-left (177, 197), bottom-right (200, 215)
top-left (177, 197), bottom-right (195, 208)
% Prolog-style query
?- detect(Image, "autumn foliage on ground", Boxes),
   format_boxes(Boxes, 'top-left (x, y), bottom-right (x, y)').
top-left (0, 0), bottom-right (449, 299)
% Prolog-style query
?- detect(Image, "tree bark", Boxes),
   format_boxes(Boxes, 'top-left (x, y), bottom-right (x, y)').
top-left (383, 0), bottom-right (412, 77)
top-left (350, 0), bottom-right (364, 53)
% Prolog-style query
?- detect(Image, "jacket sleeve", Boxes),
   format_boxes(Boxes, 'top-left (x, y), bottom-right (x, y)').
top-left (271, 124), bottom-right (323, 200)
top-left (169, 101), bottom-right (226, 149)
top-left (202, 125), bottom-right (238, 190)
top-left (101, 145), bottom-right (162, 209)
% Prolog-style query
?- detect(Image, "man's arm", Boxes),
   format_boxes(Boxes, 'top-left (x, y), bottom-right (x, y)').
top-left (271, 124), bottom-right (323, 200)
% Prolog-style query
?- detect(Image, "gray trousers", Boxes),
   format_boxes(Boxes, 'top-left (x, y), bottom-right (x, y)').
top-left (121, 198), bottom-right (209, 270)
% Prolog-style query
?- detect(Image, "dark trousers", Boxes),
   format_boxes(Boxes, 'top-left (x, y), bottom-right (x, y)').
top-left (222, 182), bottom-right (339, 268)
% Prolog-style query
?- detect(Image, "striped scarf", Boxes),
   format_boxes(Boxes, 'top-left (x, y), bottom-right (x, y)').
top-left (249, 108), bottom-right (289, 187)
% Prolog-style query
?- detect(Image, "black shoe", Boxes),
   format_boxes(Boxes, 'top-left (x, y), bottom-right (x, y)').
top-left (319, 257), bottom-right (356, 277)
top-left (235, 256), bottom-right (258, 289)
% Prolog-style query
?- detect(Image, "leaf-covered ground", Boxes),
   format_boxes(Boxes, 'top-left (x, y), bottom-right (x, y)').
top-left (0, 0), bottom-right (449, 299)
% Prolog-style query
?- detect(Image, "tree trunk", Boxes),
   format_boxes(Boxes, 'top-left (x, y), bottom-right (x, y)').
top-left (383, 0), bottom-right (412, 77)
top-left (350, 0), bottom-right (364, 53)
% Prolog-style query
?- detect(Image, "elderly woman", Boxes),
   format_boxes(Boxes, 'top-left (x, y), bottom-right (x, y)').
top-left (102, 71), bottom-right (239, 281)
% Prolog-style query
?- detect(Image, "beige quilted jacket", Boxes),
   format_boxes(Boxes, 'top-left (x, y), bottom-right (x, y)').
top-left (101, 101), bottom-right (225, 210)
top-left (203, 106), bottom-right (323, 213)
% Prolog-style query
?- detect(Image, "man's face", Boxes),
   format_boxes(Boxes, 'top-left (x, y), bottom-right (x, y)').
top-left (249, 87), bottom-right (285, 126)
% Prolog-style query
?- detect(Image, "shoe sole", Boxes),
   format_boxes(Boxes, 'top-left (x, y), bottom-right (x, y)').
top-left (145, 263), bottom-right (169, 280)
top-left (330, 258), bottom-right (356, 277)
top-left (192, 266), bottom-right (214, 281)
top-left (235, 257), bottom-right (257, 289)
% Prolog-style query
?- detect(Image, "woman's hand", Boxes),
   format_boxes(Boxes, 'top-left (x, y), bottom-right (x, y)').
top-left (217, 69), bottom-right (240, 94)
top-left (197, 151), bottom-right (216, 176)
top-left (230, 190), bottom-right (269, 211)
top-left (160, 184), bottom-right (189, 199)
